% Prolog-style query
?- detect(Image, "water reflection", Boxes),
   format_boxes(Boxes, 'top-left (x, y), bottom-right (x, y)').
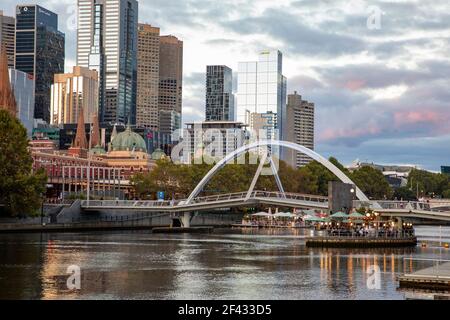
top-left (0, 227), bottom-right (448, 300)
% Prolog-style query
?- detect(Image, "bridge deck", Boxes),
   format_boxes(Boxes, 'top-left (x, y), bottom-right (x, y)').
top-left (79, 191), bottom-right (450, 221)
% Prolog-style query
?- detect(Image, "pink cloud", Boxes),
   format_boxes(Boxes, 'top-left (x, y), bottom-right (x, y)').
top-left (343, 79), bottom-right (366, 91)
top-left (318, 125), bottom-right (381, 142)
top-left (393, 110), bottom-right (441, 126)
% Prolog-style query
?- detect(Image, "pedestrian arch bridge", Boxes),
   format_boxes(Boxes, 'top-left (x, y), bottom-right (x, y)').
top-left (80, 140), bottom-right (450, 223)
top-left (81, 191), bottom-right (450, 222)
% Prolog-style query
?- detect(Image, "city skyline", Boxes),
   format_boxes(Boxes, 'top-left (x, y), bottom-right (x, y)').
top-left (1, 0), bottom-right (449, 170)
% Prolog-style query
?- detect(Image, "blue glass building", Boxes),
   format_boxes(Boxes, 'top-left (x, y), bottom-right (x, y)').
top-left (15, 5), bottom-right (65, 123)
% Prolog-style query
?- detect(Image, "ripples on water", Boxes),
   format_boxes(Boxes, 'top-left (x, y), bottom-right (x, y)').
top-left (0, 226), bottom-right (449, 300)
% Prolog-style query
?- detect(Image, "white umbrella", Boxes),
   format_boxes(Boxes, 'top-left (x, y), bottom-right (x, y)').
top-left (252, 212), bottom-right (272, 217)
top-left (274, 212), bottom-right (294, 218)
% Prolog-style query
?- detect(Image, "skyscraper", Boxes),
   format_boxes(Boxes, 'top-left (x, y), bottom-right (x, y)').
top-left (237, 50), bottom-right (287, 141)
top-left (50, 66), bottom-right (99, 125)
top-left (0, 10), bottom-right (15, 68)
top-left (137, 23), bottom-right (160, 129)
top-left (283, 91), bottom-right (315, 168)
top-left (77, 0), bottom-right (138, 125)
top-left (159, 109), bottom-right (181, 135)
top-left (9, 69), bottom-right (35, 137)
top-left (205, 65), bottom-right (234, 121)
top-left (15, 5), bottom-right (65, 123)
top-left (159, 35), bottom-right (183, 126)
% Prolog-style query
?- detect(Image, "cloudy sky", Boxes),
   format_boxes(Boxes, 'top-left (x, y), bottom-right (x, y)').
top-left (3, 0), bottom-right (450, 170)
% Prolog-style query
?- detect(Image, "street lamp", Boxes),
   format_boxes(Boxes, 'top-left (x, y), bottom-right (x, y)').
top-left (374, 212), bottom-right (379, 236)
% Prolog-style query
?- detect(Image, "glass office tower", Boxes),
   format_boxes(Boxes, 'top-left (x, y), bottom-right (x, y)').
top-left (237, 50), bottom-right (287, 141)
top-left (77, 0), bottom-right (138, 125)
top-left (205, 65), bottom-right (235, 121)
top-left (15, 5), bottom-right (65, 123)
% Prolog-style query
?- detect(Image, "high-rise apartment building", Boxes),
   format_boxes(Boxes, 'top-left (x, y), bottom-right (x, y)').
top-left (250, 111), bottom-right (277, 140)
top-left (185, 121), bottom-right (247, 162)
top-left (237, 50), bottom-right (287, 141)
top-left (283, 91), bottom-right (315, 168)
top-left (50, 66), bottom-right (99, 125)
top-left (137, 23), bottom-right (160, 129)
top-left (205, 65), bottom-right (234, 121)
top-left (15, 5), bottom-right (65, 123)
top-left (77, 0), bottom-right (138, 125)
top-left (159, 35), bottom-right (182, 123)
top-left (0, 11), bottom-right (15, 68)
top-left (9, 69), bottom-right (35, 137)
top-left (159, 109), bottom-right (181, 135)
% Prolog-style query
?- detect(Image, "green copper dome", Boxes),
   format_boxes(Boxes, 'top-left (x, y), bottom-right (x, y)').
top-left (90, 144), bottom-right (106, 155)
top-left (151, 148), bottom-right (166, 160)
top-left (110, 125), bottom-right (147, 152)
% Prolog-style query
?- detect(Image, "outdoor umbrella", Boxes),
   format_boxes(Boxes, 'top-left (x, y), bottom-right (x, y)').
top-left (349, 211), bottom-right (365, 219)
top-left (252, 212), bottom-right (271, 217)
top-left (274, 212), bottom-right (294, 218)
top-left (302, 209), bottom-right (317, 215)
top-left (330, 211), bottom-right (349, 219)
top-left (305, 216), bottom-right (330, 223)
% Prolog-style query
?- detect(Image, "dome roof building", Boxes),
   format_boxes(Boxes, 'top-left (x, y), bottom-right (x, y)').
top-left (110, 125), bottom-right (147, 152)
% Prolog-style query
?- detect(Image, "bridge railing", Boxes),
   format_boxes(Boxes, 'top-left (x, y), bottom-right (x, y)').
top-left (253, 191), bottom-right (328, 203)
top-left (81, 191), bottom-right (330, 208)
top-left (353, 200), bottom-right (433, 211)
top-left (81, 199), bottom-right (177, 208)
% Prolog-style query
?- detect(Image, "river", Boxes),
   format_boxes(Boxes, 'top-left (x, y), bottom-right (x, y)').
top-left (0, 226), bottom-right (449, 299)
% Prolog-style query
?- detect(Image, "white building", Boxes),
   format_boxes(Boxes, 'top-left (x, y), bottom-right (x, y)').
top-left (77, 0), bottom-right (138, 124)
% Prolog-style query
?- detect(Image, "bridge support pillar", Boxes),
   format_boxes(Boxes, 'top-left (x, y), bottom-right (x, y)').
top-left (181, 212), bottom-right (192, 228)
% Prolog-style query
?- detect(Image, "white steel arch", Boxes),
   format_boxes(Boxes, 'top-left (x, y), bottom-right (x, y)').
top-left (186, 140), bottom-right (370, 204)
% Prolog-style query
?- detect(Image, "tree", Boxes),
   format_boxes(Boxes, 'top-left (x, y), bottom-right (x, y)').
top-left (393, 186), bottom-right (417, 201)
top-left (297, 157), bottom-right (349, 196)
top-left (350, 166), bottom-right (393, 199)
top-left (0, 110), bottom-right (47, 217)
top-left (442, 189), bottom-right (450, 199)
top-left (407, 168), bottom-right (450, 198)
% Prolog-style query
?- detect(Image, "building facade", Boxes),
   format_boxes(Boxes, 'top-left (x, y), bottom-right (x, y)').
top-left (136, 24), bottom-right (160, 129)
top-left (15, 5), bottom-right (65, 123)
top-left (237, 50), bottom-right (287, 141)
top-left (159, 35), bottom-right (182, 130)
top-left (9, 69), bottom-right (35, 137)
top-left (205, 65), bottom-right (234, 121)
top-left (50, 66), bottom-right (99, 125)
top-left (250, 111), bottom-right (277, 140)
top-left (77, 0), bottom-right (138, 125)
top-left (0, 10), bottom-right (15, 68)
top-left (0, 45), bottom-right (16, 117)
top-left (283, 91), bottom-right (315, 168)
top-left (185, 121), bottom-right (247, 162)
top-left (159, 109), bottom-right (181, 135)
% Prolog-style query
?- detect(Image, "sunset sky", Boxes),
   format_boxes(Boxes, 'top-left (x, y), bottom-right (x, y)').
top-left (3, 0), bottom-right (450, 170)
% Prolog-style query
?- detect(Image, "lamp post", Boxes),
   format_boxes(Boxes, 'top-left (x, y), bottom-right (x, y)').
top-left (374, 211), bottom-right (379, 237)
top-left (86, 123), bottom-right (93, 206)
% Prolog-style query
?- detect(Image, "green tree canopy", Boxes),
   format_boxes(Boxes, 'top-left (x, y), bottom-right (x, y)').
top-left (0, 110), bottom-right (47, 217)
top-left (407, 168), bottom-right (450, 198)
top-left (350, 166), bottom-right (393, 199)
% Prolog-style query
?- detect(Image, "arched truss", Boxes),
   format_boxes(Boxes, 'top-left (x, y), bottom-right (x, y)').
top-left (186, 140), bottom-right (370, 204)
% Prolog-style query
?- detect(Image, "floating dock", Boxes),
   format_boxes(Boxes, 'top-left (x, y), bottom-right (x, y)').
top-left (399, 262), bottom-right (450, 292)
top-left (306, 236), bottom-right (417, 248)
